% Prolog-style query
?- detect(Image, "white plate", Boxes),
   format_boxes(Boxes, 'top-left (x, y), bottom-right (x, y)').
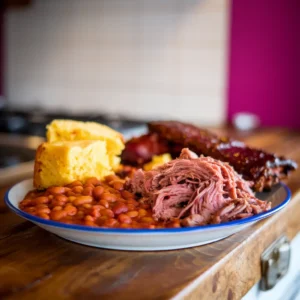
top-left (5, 179), bottom-right (291, 251)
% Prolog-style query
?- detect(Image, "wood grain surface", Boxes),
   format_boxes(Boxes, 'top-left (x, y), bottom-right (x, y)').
top-left (1, 128), bottom-right (300, 300)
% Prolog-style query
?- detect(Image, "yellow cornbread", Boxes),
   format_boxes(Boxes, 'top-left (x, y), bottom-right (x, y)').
top-left (46, 119), bottom-right (124, 170)
top-left (143, 153), bottom-right (172, 171)
top-left (34, 140), bottom-right (112, 189)
top-left (47, 120), bottom-right (124, 152)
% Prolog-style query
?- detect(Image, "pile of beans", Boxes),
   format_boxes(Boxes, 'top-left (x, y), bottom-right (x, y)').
top-left (19, 175), bottom-right (181, 229)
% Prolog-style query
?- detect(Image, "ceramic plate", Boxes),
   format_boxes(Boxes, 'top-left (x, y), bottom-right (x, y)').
top-left (5, 179), bottom-right (291, 251)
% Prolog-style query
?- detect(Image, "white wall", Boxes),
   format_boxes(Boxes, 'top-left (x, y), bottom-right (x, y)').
top-left (5, 0), bottom-right (229, 125)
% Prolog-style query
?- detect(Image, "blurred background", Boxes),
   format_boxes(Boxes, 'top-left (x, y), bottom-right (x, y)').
top-left (1, 0), bottom-right (300, 133)
top-left (0, 0), bottom-right (299, 173)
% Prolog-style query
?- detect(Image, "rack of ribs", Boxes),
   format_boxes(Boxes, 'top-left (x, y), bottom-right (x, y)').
top-left (121, 121), bottom-right (297, 192)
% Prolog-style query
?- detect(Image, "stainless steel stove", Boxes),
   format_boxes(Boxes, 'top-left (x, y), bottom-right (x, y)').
top-left (0, 108), bottom-right (147, 138)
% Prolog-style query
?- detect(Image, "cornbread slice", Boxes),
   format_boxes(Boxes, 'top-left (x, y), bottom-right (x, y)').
top-left (34, 140), bottom-right (112, 189)
top-left (46, 119), bottom-right (124, 170)
top-left (46, 119), bottom-right (124, 155)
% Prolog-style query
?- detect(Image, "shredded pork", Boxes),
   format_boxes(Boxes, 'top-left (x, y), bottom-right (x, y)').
top-left (128, 148), bottom-right (271, 226)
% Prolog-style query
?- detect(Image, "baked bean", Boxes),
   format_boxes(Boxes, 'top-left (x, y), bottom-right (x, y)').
top-left (67, 180), bottom-right (83, 188)
top-left (76, 211), bottom-right (85, 218)
top-left (35, 196), bottom-right (49, 204)
top-left (48, 186), bottom-right (66, 194)
top-left (26, 207), bottom-right (36, 213)
top-left (84, 183), bottom-right (95, 189)
top-left (20, 199), bottom-right (33, 207)
top-left (83, 203), bottom-right (92, 209)
top-left (115, 197), bottom-right (125, 203)
top-left (50, 210), bottom-right (67, 221)
top-left (85, 177), bottom-right (101, 186)
top-left (52, 195), bottom-right (68, 206)
top-left (35, 203), bottom-right (47, 208)
top-left (64, 205), bottom-right (77, 216)
top-left (138, 209), bottom-right (147, 217)
top-left (121, 190), bottom-right (134, 200)
top-left (72, 186), bottom-right (83, 194)
top-left (37, 213), bottom-right (50, 220)
top-left (53, 206), bottom-right (62, 211)
top-left (90, 205), bottom-right (104, 218)
top-left (68, 196), bottom-right (76, 202)
top-left (107, 187), bottom-right (121, 195)
top-left (82, 187), bottom-right (93, 196)
top-left (93, 186), bottom-right (104, 199)
top-left (84, 215), bottom-right (94, 222)
top-left (56, 195), bottom-right (68, 202)
top-left (171, 219), bottom-right (181, 227)
top-left (127, 204), bottom-right (136, 211)
top-left (112, 202), bottom-right (128, 215)
top-left (36, 207), bottom-right (51, 215)
top-left (140, 217), bottom-right (154, 224)
top-left (90, 210), bottom-right (100, 219)
top-left (84, 220), bottom-right (96, 227)
top-left (120, 223), bottom-right (131, 228)
top-left (104, 218), bottom-right (118, 227)
top-left (118, 214), bottom-right (132, 224)
top-left (51, 200), bottom-right (64, 207)
top-left (126, 211), bottom-right (138, 218)
top-left (101, 209), bottom-right (114, 218)
top-left (101, 193), bottom-right (117, 202)
top-left (99, 199), bottom-right (109, 208)
top-left (105, 174), bottom-right (119, 183)
top-left (93, 205), bottom-right (105, 211)
top-left (73, 196), bottom-right (93, 206)
top-left (112, 181), bottom-right (124, 191)
top-left (140, 203), bottom-right (151, 209)
top-left (98, 216), bottom-right (108, 224)
top-left (66, 191), bottom-right (76, 197)
top-left (146, 224), bottom-right (156, 229)
top-left (127, 199), bottom-right (139, 206)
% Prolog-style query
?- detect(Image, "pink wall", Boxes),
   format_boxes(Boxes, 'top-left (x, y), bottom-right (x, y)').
top-left (227, 0), bottom-right (300, 129)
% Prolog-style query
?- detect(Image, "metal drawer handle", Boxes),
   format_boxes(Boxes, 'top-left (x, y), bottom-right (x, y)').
top-left (260, 235), bottom-right (291, 290)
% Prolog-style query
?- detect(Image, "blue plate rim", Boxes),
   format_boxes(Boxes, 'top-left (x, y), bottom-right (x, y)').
top-left (4, 180), bottom-right (291, 235)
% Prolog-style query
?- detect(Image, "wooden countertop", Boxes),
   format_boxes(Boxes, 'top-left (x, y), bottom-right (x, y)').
top-left (1, 128), bottom-right (300, 300)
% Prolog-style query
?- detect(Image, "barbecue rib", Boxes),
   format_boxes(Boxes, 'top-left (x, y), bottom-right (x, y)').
top-left (121, 121), bottom-right (297, 192)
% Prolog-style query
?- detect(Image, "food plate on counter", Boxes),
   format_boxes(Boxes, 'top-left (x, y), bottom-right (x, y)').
top-left (4, 119), bottom-right (296, 251)
top-left (5, 179), bottom-right (290, 251)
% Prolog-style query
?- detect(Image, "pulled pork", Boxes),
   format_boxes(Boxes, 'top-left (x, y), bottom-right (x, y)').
top-left (128, 148), bottom-right (271, 226)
